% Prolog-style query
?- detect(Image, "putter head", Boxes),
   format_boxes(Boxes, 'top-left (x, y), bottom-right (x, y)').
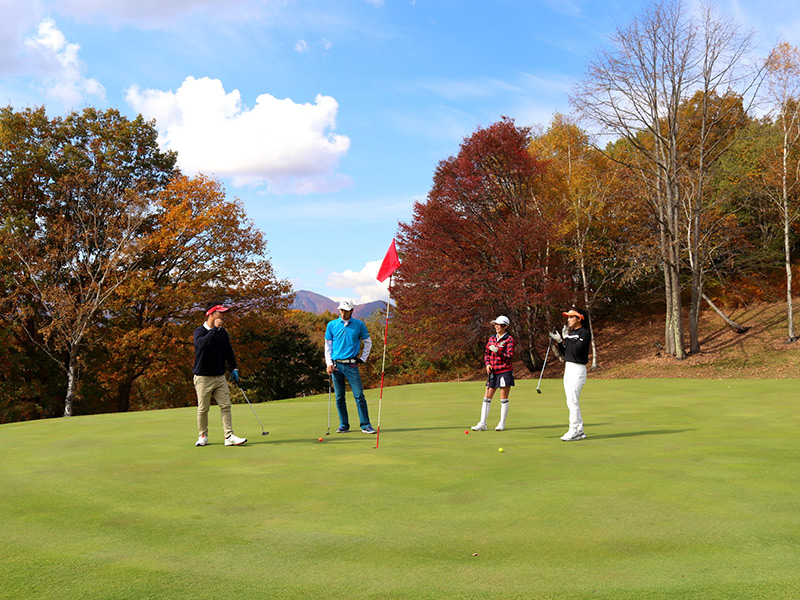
top-left (262, 431), bottom-right (269, 435)
top-left (536, 388), bottom-right (542, 394)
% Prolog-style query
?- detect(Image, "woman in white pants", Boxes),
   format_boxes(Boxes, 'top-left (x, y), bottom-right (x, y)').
top-left (549, 308), bottom-right (591, 441)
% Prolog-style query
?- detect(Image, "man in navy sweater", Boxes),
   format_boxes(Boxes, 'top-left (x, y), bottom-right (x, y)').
top-left (193, 304), bottom-right (246, 447)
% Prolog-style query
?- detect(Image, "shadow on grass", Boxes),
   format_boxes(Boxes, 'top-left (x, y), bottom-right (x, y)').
top-left (584, 428), bottom-right (695, 441)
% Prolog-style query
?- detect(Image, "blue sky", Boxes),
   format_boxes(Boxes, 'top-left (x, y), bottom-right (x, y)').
top-left (2, 0), bottom-right (799, 303)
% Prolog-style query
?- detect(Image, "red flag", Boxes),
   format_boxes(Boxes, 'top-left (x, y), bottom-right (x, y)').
top-left (376, 239), bottom-right (401, 282)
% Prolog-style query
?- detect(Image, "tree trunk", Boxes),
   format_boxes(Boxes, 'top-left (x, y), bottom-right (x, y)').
top-left (701, 293), bottom-right (749, 333)
top-left (117, 374), bottom-right (136, 413)
top-left (64, 352), bottom-right (78, 417)
top-left (578, 246), bottom-right (598, 370)
top-left (784, 198), bottom-right (797, 342)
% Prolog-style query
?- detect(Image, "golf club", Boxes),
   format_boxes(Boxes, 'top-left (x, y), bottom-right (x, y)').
top-left (536, 338), bottom-right (552, 394)
top-left (326, 375), bottom-right (332, 435)
top-left (236, 383), bottom-right (269, 435)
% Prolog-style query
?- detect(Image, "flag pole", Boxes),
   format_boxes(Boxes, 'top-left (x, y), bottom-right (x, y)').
top-left (375, 275), bottom-right (392, 449)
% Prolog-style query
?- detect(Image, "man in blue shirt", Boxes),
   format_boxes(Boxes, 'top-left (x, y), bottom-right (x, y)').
top-left (325, 300), bottom-right (376, 433)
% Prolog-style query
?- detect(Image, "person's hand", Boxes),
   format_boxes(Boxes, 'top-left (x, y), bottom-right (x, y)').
top-left (549, 331), bottom-right (562, 343)
top-left (486, 364), bottom-right (492, 375)
top-left (214, 318), bottom-right (223, 328)
top-left (231, 369), bottom-right (239, 384)
top-left (562, 325), bottom-right (570, 338)
top-left (326, 363), bottom-right (336, 375)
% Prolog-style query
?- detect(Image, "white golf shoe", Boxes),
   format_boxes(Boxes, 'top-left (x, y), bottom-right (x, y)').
top-left (224, 433), bottom-right (247, 446)
top-left (495, 424), bottom-right (506, 431)
top-left (471, 422), bottom-right (487, 431)
top-left (195, 435), bottom-right (208, 447)
top-left (561, 430), bottom-right (586, 441)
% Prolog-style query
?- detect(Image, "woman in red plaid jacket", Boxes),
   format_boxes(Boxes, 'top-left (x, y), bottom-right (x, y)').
top-left (471, 315), bottom-right (516, 432)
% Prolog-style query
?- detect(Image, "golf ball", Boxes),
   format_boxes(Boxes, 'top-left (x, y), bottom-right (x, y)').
top-left (498, 448), bottom-right (504, 453)
top-left (464, 430), bottom-right (469, 434)
top-left (318, 437), bottom-right (323, 442)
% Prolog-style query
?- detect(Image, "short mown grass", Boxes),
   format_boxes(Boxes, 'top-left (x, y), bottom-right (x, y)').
top-left (1, 379), bottom-right (798, 600)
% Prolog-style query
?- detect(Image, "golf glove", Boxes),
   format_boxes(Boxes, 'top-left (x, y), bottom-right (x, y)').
top-left (548, 331), bottom-right (562, 343)
top-left (231, 369), bottom-right (239, 384)
top-left (562, 325), bottom-right (570, 339)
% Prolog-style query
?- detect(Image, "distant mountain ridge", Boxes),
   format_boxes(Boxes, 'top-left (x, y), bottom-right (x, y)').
top-left (290, 290), bottom-right (386, 317)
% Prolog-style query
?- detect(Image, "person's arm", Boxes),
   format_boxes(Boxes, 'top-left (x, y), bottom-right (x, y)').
top-left (359, 337), bottom-right (372, 362)
top-left (194, 325), bottom-right (216, 350)
top-left (324, 339), bottom-right (333, 367)
top-left (499, 337), bottom-right (515, 359)
top-left (223, 330), bottom-right (237, 372)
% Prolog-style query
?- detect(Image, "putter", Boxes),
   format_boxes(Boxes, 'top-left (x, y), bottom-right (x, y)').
top-left (236, 383), bottom-right (269, 435)
top-left (326, 376), bottom-right (332, 435)
top-left (536, 339), bottom-right (552, 394)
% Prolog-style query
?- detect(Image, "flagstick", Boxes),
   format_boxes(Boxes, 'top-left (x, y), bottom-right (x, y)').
top-left (375, 275), bottom-right (392, 449)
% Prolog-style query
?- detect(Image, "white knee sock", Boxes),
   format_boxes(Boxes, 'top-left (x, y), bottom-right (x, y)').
top-left (497, 400), bottom-right (509, 428)
top-left (479, 398), bottom-right (491, 424)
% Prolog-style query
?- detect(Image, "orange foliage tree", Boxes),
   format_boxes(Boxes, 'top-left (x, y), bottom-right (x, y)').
top-left (99, 174), bottom-right (292, 412)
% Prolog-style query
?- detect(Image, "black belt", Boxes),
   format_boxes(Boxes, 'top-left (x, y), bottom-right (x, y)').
top-left (335, 358), bottom-right (359, 364)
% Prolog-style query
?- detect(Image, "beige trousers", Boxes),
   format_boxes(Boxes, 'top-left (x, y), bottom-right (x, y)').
top-left (194, 375), bottom-right (233, 438)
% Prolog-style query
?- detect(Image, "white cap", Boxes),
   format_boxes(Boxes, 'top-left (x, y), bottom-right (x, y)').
top-left (338, 300), bottom-right (355, 311)
top-left (491, 315), bottom-right (510, 326)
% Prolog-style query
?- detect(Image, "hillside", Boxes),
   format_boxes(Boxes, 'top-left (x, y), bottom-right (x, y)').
top-left (592, 300), bottom-right (800, 379)
top-left (480, 300), bottom-right (800, 382)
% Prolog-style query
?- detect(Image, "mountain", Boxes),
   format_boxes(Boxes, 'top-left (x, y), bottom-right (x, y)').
top-left (290, 290), bottom-right (338, 315)
top-left (290, 290), bottom-right (387, 317)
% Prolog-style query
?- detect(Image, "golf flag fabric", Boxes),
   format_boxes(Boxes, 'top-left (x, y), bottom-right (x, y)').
top-left (377, 239), bottom-right (401, 283)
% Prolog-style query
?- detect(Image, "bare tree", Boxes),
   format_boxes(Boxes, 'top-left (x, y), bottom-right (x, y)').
top-left (683, 5), bottom-right (761, 353)
top-left (572, 0), bottom-right (761, 358)
top-left (572, 0), bottom-right (696, 359)
top-left (763, 42), bottom-right (800, 343)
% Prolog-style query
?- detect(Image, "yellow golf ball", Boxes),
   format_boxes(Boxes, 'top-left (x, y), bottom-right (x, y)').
top-left (498, 447), bottom-right (504, 453)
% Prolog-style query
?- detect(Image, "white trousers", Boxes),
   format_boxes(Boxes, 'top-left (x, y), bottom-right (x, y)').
top-left (563, 361), bottom-right (586, 433)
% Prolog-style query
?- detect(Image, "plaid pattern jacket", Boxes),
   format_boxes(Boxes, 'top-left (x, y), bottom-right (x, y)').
top-left (485, 333), bottom-right (515, 373)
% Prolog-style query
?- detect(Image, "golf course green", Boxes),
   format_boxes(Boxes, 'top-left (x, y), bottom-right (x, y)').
top-left (1, 379), bottom-right (798, 599)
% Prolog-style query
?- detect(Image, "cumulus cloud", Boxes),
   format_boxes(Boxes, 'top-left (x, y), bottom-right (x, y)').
top-left (126, 76), bottom-right (351, 194)
top-left (23, 18), bottom-right (105, 107)
top-left (327, 261), bottom-right (391, 303)
top-left (294, 39), bottom-right (309, 53)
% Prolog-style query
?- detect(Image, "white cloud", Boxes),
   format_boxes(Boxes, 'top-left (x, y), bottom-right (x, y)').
top-left (294, 39), bottom-right (309, 53)
top-left (327, 260), bottom-right (392, 303)
top-left (126, 76), bottom-right (351, 194)
top-left (0, 0), bottom-right (44, 72)
top-left (23, 18), bottom-right (105, 107)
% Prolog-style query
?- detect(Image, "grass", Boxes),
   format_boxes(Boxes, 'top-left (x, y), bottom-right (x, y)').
top-left (1, 379), bottom-right (799, 600)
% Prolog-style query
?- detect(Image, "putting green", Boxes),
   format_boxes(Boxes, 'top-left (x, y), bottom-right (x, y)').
top-left (1, 379), bottom-right (798, 599)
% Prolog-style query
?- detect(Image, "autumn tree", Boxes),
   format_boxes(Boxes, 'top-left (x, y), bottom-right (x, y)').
top-left (530, 114), bottom-right (644, 368)
top-left (0, 106), bottom-right (176, 417)
top-left (100, 174), bottom-right (292, 412)
top-left (572, 0), bottom-right (761, 358)
top-left (235, 313), bottom-right (327, 401)
top-left (395, 117), bottom-right (570, 372)
top-left (763, 42), bottom-right (800, 343)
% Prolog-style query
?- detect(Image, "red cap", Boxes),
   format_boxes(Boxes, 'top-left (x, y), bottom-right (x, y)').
top-left (562, 309), bottom-right (584, 320)
top-left (206, 304), bottom-right (230, 316)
